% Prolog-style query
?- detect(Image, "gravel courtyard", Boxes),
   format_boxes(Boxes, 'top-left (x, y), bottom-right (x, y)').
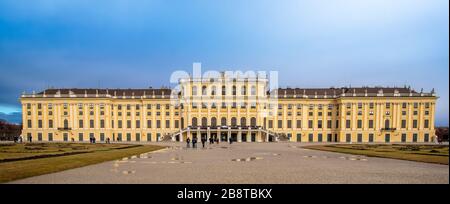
top-left (10, 142), bottom-right (449, 184)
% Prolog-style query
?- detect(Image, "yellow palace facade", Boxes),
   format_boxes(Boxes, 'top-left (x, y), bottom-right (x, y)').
top-left (20, 74), bottom-right (437, 143)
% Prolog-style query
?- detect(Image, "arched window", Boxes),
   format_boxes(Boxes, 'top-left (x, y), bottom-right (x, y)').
top-left (202, 86), bottom-right (207, 96)
top-left (64, 119), bottom-right (69, 129)
top-left (202, 117), bottom-right (207, 126)
top-left (222, 85), bottom-right (226, 95)
top-left (192, 86), bottom-right (197, 96)
top-left (385, 119), bottom-right (390, 129)
top-left (211, 117), bottom-right (217, 127)
top-left (232, 86), bottom-right (237, 95)
top-left (241, 86), bottom-right (246, 95)
top-left (231, 117), bottom-right (237, 126)
top-left (241, 117), bottom-right (247, 126)
top-left (251, 85), bottom-right (256, 96)
top-left (211, 86), bottom-right (216, 96)
top-left (251, 117), bottom-right (256, 126)
top-left (192, 117), bottom-right (198, 127)
top-left (221, 117), bottom-right (227, 126)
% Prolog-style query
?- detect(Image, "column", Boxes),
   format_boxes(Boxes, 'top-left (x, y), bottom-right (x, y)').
top-left (237, 127), bottom-right (242, 142)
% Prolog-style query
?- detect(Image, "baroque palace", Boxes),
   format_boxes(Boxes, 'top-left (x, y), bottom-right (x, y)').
top-left (20, 72), bottom-right (437, 143)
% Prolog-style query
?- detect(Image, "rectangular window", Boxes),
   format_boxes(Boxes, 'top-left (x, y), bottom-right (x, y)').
top-left (346, 134), bottom-right (351, 142)
top-left (79, 133), bottom-right (83, 141)
top-left (49, 120), bottom-right (53, 128)
top-left (127, 133), bottom-right (131, 141)
top-left (166, 120), bottom-right (170, 128)
top-left (100, 133), bottom-right (105, 141)
top-left (369, 133), bottom-right (374, 143)
top-left (117, 133), bottom-right (122, 141)
top-left (369, 120), bottom-right (374, 129)
top-left (27, 120), bottom-right (32, 128)
top-left (424, 120), bottom-right (429, 129)
top-left (401, 134), bottom-right (407, 142)
top-left (357, 133), bottom-right (362, 143)
top-left (357, 120), bottom-right (362, 129)
top-left (90, 120), bottom-right (94, 128)
top-left (318, 134), bottom-right (323, 142)
top-left (136, 133), bottom-right (140, 141)
top-left (327, 120), bottom-right (332, 129)
top-left (308, 120), bottom-right (313, 129)
top-left (118, 120), bottom-right (122, 128)
top-left (268, 120), bottom-right (273, 128)
top-left (384, 134), bottom-right (390, 142)
top-left (79, 120), bottom-right (84, 128)
top-left (278, 120), bottom-right (282, 129)
top-left (156, 120), bottom-right (161, 128)
top-left (401, 120), bottom-right (406, 129)
top-left (296, 120), bottom-right (302, 129)
top-left (317, 120), bottom-right (322, 129)
top-left (127, 120), bottom-right (131, 129)
top-left (136, 120), bottom-right (140, 128)
top-left (38, 133), bottom-right (42, 141)
top-left (424, 133), bottom-right (429, 142)
top-left (38, 120), bottom-right (42, 128)
top-left (296, 134), bottom-right (301, 142)
top-left (287, 120), bottom-right (292, 129)
top-left (147, 133), bottom-right (152, 141)
top-left (308, 134), bottom-right (313, 142)
top-left (413, 120), bottom-right (418, 128)
top-left (100, 120), bottom-right (105, 128)
top-left (346, 120), bottom-right (351, 129)
top-left (147, 120), bottom-right (152, 128)
top-left (413, 133), bottom-right (418, 142)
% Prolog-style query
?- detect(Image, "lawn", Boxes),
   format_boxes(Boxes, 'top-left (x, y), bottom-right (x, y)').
top-left (303, 144), bottom-right (449, 165)
top-left (0, 143), bottom-right (165, 183)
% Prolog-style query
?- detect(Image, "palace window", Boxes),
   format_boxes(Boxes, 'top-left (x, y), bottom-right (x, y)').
top-left (202, 86), bottom-right (207, 96)
top-left (241, 86), bottom-right (246, 95)
top-left (222, 85), bottom-right (226, 95)
top-left (401, 120), bottom-right (406, 129)
top-left (192, 86), bottom-right (197, 96)
top-left (251, 86), bottom-right (256, 95)
top-left (211, 86), bottom-right (216, 96)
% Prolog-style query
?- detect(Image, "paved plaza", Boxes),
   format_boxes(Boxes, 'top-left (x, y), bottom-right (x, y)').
top-left (10, 142), bottom-right (449, 184)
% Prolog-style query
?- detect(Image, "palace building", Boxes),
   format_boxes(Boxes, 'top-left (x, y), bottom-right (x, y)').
top-left (20, 73), bottom-right (438, 143)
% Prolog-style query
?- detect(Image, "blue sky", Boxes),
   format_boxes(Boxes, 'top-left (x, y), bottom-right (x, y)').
top-left (0, 0), bottom-right (448, 125)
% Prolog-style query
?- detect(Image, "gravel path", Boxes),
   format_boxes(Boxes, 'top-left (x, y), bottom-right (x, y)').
top-left (10, 142), bottom-right (449, 184)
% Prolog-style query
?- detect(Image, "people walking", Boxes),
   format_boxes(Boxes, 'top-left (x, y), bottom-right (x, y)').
top-left (201, 137), bottom-right (206, 148)
top-left (229, 137), bottom-right (233, 144)
top-left (186, 137), bottom-right (191, 148)
top-left (192, 137), bottom-right (197, 148)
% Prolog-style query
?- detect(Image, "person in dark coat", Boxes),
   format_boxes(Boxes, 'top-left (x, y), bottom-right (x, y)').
top-left (186, 137), bottom-right (191, 148)
top-left (192, 137), bottom-right (197, 148)
top-left (201, 137), bottom-right (206, 148)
